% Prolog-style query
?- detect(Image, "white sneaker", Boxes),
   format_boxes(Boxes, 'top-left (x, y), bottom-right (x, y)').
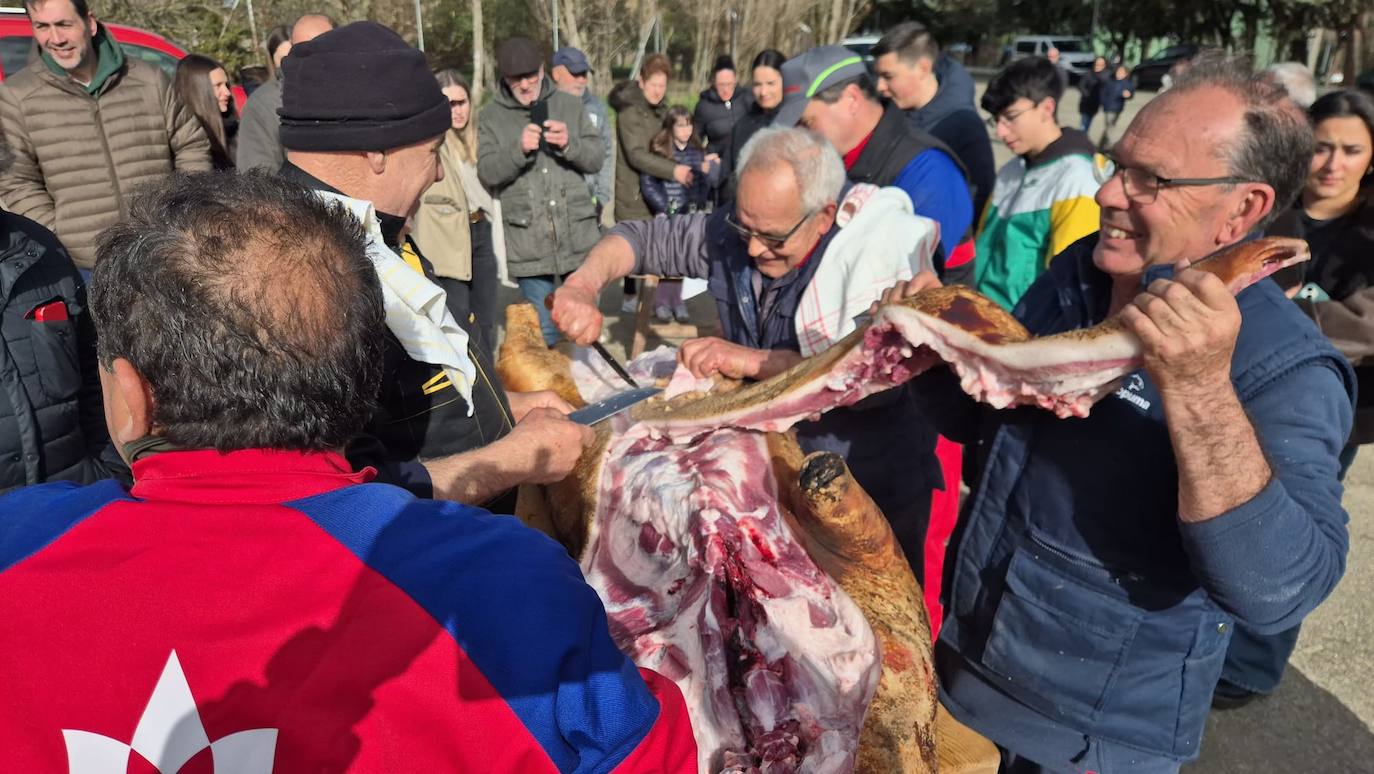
top-left (621, 296), bottom-right (638, 314)
top-left (654, 304), bottom-right (673, 322)
top-left (673, 304), bottom-right (691, 323)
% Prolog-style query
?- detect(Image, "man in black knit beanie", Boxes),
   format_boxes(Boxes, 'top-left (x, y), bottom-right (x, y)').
top-left (278, 21), bottom-right (593, 510)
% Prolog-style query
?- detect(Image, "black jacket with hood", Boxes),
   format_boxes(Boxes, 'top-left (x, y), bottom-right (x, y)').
top-left (693, 84), bottom-right (752, 161)
top-left (904, 55), bottom-right (996, 220)
top-left (0, 209), bottom-right (126, 491)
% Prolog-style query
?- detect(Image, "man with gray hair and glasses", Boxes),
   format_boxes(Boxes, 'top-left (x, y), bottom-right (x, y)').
top-left (550, 126), bottom-right (947, 579)
top-left (878, 54), bottom-right (1354, 773)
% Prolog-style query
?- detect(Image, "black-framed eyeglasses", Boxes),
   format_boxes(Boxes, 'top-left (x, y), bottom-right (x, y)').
top-left (1094, 154), bottom-right (1259, 204)
top-left (724, 210), bottom-right (814, 250)
top-left (985, 105), bottom-right (1032, 130)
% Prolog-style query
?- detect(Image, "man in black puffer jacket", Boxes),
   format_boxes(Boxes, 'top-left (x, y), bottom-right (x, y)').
top-left (0, 183), bottom-right (126, 491)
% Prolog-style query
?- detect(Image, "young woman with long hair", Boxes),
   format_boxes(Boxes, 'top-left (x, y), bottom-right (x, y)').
top-left (410, 68), bottom-right (507, 351)
top-left (173, 54), bottom-right (236, 170)
top-left (722, 48), bottom-right (786, 201)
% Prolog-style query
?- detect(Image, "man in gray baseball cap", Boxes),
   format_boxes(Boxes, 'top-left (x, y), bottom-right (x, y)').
top-left (776, 45), bottom-right (975, 283)
top-left (551, 46), bottom-right (613, 220)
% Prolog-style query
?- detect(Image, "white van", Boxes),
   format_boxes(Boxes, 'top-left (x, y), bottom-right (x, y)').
top-left (1005, 35), bottom-right (1096, 80)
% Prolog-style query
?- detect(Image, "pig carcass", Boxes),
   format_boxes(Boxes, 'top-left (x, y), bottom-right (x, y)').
top-left (501, 333), bottom-right (940, 773)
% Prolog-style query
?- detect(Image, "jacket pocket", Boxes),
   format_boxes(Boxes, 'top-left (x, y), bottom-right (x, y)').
top-left (981, 546), bottom-right (1143, 723)
top-left (502, 193), bottom-right (534, 228)
top-left (30, 316), bottom-right (81, 402)
top-left (1172, 615), bottom-right (1230, 756)
top-left (422, 193), bottom-right (463, 217)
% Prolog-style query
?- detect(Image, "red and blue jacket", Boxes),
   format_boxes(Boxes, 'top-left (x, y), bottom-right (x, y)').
top-left (0, 448), bottom-right (697, 772)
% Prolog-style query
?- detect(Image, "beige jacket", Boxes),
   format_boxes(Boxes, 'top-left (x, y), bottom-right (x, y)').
top-left (413, 132), bottom-right (475, 281)
top-left (0, 57), bottom-right (211, 267)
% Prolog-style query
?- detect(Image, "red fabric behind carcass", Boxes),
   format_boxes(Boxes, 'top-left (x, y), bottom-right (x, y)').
top-left (924, 436), bottom-right (962, 639)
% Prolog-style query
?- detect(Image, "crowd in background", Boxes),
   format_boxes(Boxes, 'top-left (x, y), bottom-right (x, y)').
top-left (0, 1), bottom-right (1372, 771)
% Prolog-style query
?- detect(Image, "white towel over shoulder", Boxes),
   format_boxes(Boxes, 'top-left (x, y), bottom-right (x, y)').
top-left (795, 185), bottom-right (941, 357)
top-left (318, 190), bottom-right (477, 415)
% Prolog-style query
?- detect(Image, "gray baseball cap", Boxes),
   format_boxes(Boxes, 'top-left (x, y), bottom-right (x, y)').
top-left (775, 45), bottom-right (869, 128)
top-left (551, 46), bottom-right (592, 74)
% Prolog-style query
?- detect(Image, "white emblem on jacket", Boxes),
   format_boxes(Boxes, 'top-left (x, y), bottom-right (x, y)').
top-left (63, 651), bottom-right (277, 773)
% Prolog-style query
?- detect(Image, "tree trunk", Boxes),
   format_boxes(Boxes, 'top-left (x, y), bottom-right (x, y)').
top-left (471, 0), bottom-right (485, 106)
top-left (629, 1), bottom-right (659, 80)
top-left (561, 0), bottom-right (584, 52)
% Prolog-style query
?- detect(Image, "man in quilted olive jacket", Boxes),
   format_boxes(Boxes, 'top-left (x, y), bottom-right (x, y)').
top-left (0, 0), bottom-right (210, 270)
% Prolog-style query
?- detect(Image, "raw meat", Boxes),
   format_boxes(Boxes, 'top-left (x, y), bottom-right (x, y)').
top-left (499, 310), bottom-right (940, 773)
top-left (631, 237), bottom-right (1311, 433)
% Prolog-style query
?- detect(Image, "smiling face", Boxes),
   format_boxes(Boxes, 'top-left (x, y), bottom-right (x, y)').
top-left (443, 84), bottom-right (471, 131)
top-left (735, 162), bottom-right (835, 278)
top-left (28, 0), bottom-right (97, 79)
top-left (1307, 115), bottom-right (1373, 207)
top-left (753, 66), bottom-right (783, 110)
top-left (1093, 87), bottom-right (1272, 277)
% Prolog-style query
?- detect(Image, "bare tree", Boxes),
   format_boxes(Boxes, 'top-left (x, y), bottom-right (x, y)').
top-left (471, 0), bottom-right (485, 105)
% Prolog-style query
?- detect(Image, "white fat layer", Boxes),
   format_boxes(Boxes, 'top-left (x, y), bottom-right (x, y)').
top-left (582, 425), bottom-right (880, 773)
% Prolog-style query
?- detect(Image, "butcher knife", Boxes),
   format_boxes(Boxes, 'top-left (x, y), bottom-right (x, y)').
top-left (568, 387), bottom-right (663, 425)
top-left (542, 295), bottom-right (639, 388)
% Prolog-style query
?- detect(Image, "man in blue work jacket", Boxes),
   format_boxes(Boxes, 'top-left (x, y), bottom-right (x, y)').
top-left (882, 55), bottom-right (1354, 773)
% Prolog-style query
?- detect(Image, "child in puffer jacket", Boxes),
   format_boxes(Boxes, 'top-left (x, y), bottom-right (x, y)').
top-left (640, 106), bottom-right (721, 322)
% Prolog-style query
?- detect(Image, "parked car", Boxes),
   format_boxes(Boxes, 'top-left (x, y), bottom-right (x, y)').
top-left (0, 7), bottom-right (245, 111)
top-left (842, 33), bottom-right (880, 62)
top-left (1004, 35), bottom-right (1095, 81)
top-left (1131, 44), bottom-right (1199, 91)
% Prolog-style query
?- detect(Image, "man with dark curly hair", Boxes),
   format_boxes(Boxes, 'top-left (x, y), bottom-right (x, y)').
top-left (0, 171), bottom-right (697, 772)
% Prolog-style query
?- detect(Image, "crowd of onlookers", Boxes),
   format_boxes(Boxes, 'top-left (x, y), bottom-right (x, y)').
top-left (0, 0), bottom-right (1372, 771)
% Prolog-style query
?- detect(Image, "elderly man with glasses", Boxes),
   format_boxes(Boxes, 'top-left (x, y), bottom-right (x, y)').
top-left (878, 56), bottom-right (1355, 773)
top-left (551, 126), bottom-right (947, 580)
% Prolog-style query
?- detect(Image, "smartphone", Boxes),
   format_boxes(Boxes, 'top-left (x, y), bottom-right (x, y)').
top-left (529, 100), bottom-right (551, 154)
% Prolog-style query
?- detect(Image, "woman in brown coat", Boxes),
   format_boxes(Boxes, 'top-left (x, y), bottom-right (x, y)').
top-left (608, 54), bottom-right (694, 311)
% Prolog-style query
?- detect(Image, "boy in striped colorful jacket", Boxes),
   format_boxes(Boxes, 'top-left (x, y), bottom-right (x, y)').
top-left (974, 56), bottom-right (1103, 310)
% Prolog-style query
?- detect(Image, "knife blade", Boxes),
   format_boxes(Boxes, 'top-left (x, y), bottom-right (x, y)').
top-left (567, 387), bottom-right (663, 425)
top-left (543, 293), bottom-right (639, 388)
top-left (591, 340), bottom-right (640, 388)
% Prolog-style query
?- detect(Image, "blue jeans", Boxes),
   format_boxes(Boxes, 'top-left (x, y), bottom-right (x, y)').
top-left (517, 274), bottom-right (567, 347)
top-left (1079, 112), bottom-right (1095, 132)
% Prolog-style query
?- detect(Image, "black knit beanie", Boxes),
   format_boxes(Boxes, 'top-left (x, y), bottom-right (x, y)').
top-left (278, 21), bottom-right (450, 152)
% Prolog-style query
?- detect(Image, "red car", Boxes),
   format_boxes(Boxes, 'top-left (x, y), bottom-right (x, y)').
top-left (0, 8), bottom-right (246, 112)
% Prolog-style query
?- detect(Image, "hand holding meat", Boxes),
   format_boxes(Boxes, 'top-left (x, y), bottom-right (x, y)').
top-left (1120, 262), bottom-right (1241, 396)
top-left (495, 407), bottom-right (595, 484)
top-left (541, 120), bottom-right (569, 149)
top-left (679, 336), bottom-right (770, 379)
top-left (506, 389), bottom-right (575, 423)
top-left (550, 283), bottom-right (604, 346)
top-left (520, 123), bottom-right (542, 154)
top-left (870, 270), bottom-right (943, 314)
